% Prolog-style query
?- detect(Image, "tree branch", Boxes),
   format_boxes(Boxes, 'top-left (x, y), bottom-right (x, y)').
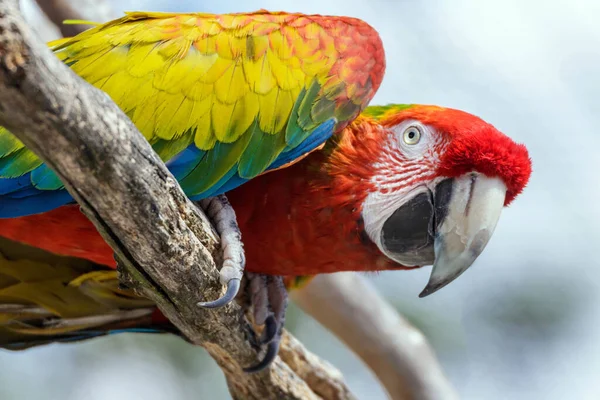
top-left (0, 1), bottom-right (355, 398)
top-left (292, 274), bottom-right (460, 400)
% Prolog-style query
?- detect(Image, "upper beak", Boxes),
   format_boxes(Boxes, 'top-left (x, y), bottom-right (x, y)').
top-left (419, 173), bottom-right (507, 297)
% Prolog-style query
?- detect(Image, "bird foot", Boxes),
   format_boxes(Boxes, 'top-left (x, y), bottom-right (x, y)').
top-left (193, 195), bottom-right (288, 373)
top-left (239, 272), bottom-right (288, 373)
top-left (195, 195), bottom-right (244, 309)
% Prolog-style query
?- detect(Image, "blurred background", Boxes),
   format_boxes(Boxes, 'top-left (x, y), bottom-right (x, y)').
top-left (1, 0), bottom-right (598, 399)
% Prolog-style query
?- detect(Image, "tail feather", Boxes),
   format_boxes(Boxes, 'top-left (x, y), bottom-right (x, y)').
top-left (0, 237), bottom-right (179, 350)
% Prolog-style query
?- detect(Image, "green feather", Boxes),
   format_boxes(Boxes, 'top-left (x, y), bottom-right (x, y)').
top-left (284, 86), bottom-right (307, 149)
top-left (286, 80), bottom-right (324, 149)
top-left (0, 128), bottom-right (24, 158)
top-left (336, 100), bottom-right (361, 123)
top-left (0, 148), bottom-right (42, 179)
top-left (152, 129), bottom-right (195, 162)
top-left (363, 104), bottom-right (415, 120)
top-left (311, 96), bottom-right (336, 126)
top-left (31, 164), bottom-right (64, 190)
top-left (296, 80), bottom-right (322, 131)
top-left (238, 122), bottom-right (287, 179)
top-left (179, 122), bottom-right (254, 195)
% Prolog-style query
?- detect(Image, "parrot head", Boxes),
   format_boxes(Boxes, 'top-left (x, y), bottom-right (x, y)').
top-left (328, 104), bottom-right (532, 297)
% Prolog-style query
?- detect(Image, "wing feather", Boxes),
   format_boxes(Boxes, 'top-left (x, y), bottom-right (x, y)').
top-left (0, 11), bottom-right (386, 217)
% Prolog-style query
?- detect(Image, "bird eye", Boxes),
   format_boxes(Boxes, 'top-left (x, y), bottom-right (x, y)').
top-left (403, 126), bottom-right (422, 145)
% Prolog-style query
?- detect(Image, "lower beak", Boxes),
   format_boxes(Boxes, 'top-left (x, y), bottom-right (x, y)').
top-left (419, 173), bottom-right (507, 297)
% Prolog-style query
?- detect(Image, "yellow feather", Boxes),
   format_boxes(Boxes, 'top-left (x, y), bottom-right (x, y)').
top-left (193, 35), bottom-right (217, 54)
top-left (215, 33), bottom-right (235, 60)
top-left (301, 51), bottom-right (333, 78)
top-left (71, 46), bottom-right (128, 81)
top-left (214, 62), bottom-right (247, 104)
top-left (246, 35), bottom-right (269, 61)
top-left (228, 36), bottom-right (249, 59)
top-left (200, 57), bottom-right (233, 84)
top-left (193, 19), bottom-right (221, 37)
top-left (244, 54), bottom-right (277, 94)
top-left (258, 88), bottom-right (294, 134)
top-left (96, 70), bottom-right (131, 105)
top-left (161, 98), bottom-right (197, 139)
top-left (154, 93), bottom-right (187, 140)
top-left (125, 25), bottom-right (166, 43)
top-left (182, 81), bottom-right (214, 101)
top-left (250, 22), bottom-right (280, 36)
top-left (212, 92), bottom-right (259, 142)
top-left (157, 37), bottom-right (192, 60)
top-left (211, 101), bottom-right (236, 142)
top-left (267, 50), bottom-right (303, 91)
top-left (126, 44), bottom-right (164, 78)
top-left (303, 22), bottom-right (322, 39)
top-left (194, 112), bottom-right (217, 150)
top-left (293, 37), bottom-right (320, 59)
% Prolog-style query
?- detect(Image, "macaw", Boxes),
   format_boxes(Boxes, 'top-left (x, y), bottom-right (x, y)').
top-left (0, 11), bottom-right (532, 371)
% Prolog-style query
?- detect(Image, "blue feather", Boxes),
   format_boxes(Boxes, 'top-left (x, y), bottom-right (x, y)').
top-left (193, 164), bottom-right (239, 198)
top-left (166, 146), bottom-right (206, 181)
top-left (0, 174), bottom-right (31, 195)
top-left (274, 118), bottom-right (335, 170)
top-left (0, 189), bottom-right (73, 218)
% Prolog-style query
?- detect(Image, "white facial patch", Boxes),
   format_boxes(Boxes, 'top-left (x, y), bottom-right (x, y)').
top-left (363, 185), bottom-right (432, 266)
top-left (361, 120), bottom-right (447, 265)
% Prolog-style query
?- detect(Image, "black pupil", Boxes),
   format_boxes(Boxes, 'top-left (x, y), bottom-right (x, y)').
top-left (408, 131), bottom-right (415, 139)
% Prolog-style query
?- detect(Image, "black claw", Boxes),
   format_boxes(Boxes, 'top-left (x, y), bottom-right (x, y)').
top-left (243, 339), bottom-right (281, 373)
top-left (197, 278), bottom-right (241, 309)
top-left (259, 314), bottom-right (278, 345)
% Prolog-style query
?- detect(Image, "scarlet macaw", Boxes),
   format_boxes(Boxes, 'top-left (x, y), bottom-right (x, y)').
top-left (0, 11), bottom-right (531, 371)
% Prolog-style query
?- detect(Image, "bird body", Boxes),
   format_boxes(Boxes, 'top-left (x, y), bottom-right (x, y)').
top-left (0, 11), bottom-right (532, 351)
top-left (0, 103), bottom-right (531, 349)
top-left (0, 103), bottom-right (531, 276)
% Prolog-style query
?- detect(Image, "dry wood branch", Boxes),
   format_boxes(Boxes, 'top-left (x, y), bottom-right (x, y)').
top-left (279, 332), bottom-right (358, 400)
top-left (292, 273), bottom-right (460, 400)
top-left (0, 1), bottom-right (354, 398)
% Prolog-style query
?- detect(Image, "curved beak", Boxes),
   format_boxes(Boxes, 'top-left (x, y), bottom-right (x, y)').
top-left (419, 173), bottom-right (507, 297)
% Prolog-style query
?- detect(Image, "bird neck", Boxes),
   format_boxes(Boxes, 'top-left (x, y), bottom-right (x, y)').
top-left (229, 118), bottom-right (405, 277)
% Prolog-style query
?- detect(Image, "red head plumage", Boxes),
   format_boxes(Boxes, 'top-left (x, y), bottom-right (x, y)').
top-left (376, 105), bottom-right (532, 205)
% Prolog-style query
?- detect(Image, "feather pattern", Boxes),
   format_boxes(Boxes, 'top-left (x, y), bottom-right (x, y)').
top-left (0, 237), bottom-right (171, 349)
top-left (0, 11), bottom-right (385, 217)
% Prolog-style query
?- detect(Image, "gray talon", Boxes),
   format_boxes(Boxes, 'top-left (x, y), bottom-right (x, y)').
top-left (243, 339), bottom-right (281, 373)
top-left (259, 314), bottom-right (278, 345)
top-left (240, 273), bottom-right (288, 372)
top-left (197, 278), bottom-right (241, 309)
top-left (195, 195), bottom-right (245, 309)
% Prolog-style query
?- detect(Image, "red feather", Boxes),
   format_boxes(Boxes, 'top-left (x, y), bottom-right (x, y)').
top-left (379, 105), bottom-right (532, 205)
